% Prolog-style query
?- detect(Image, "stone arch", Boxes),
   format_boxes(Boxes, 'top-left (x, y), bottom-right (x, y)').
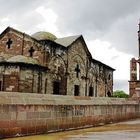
top-left (48, 55), bottom-right (66, 75)
top-left (47, 55), bottom-right (67, 95)
top-left (67, 54), bottom-right (87, 96)
top-left (70, 54), bottom-right (86, 77)
top-left (87, 67), bottom-right (97, 96)
top-left (88, 67), bottom-right (97, 84)
top-left (72, 54), bottom-right (85, 66)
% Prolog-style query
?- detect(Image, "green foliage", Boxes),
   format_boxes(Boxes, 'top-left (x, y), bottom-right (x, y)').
top-left (113, 90), bottom-right (129, 98)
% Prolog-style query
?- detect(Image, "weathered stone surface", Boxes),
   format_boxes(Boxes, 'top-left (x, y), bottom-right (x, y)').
top-left (0, 27), bottom-right (114, 97)
top-left (0, 92), bottom-right (139, 138)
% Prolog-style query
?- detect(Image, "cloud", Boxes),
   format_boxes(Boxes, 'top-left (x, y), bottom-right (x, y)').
top-left (45, 0), bottom-right (140, 55)
top-left (114, 79), bottom-right (129, 93)
top-left (0, 0), bottom-right (139, 93)
top-left (35, 6), bottom-right (58, 34)
top-left (88, 39), bottom-right (134, 81)
top-left (0, 0), bottom-right (46, 33)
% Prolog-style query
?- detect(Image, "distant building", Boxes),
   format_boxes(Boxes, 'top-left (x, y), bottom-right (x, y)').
top-left (0, 27), bottom-right (114, 97)
top-left (129, 23), bottom-right (140, 97)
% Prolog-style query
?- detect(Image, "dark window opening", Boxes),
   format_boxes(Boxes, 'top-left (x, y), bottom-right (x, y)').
top-left (53, 81), bottom-right (60, 95)
top-left (75, 64), bottom-right (80, 78)
top-left (108, 74), bottom-right (111, 80)
top-left (0, 81), bottom-right (2, 91)
top-left (44, 79), bottom-right (47, 94)
top-left (74, 85), bottom-right (80, 96)
top-left (107, 91), bottom-right (111, 97)
top-left (89, 86), bottom-right (93, 96)
top-left (38, 72), bottom-right (42, 93)
top-left (6, 38), bottom-right (13, 49)
top-left (29, 47), bottom-right (35, 57)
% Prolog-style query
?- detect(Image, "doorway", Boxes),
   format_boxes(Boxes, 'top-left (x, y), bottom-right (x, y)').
top-left (74, 85), bottom-right (80, 96)
top-left (53, 81), bottom-right (60, 95)
top-left (89, 86), bottom-right (93, 96)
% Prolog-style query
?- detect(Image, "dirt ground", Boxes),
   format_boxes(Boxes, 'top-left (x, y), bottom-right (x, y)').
top-left (5, 119), bottom-right (140, 140)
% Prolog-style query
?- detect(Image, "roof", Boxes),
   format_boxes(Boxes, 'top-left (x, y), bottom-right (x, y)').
top-left (92, 58), bottom-right (115, 71)
top-left (7, 55), bottom-right (40, 65)
top-left (55, 35), bottom-right (81, 47)
top-left (32, 31), bottom-right (57, 41)
top-left (0, 27), bottom-right (114, 71)
top-left (0, 54), bottom-right (39, 65)
top-left (0, 54), bottom-right (48, 70)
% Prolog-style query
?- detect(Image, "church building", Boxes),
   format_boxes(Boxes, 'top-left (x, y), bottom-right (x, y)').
top-left (0, 27), bottom-right (114, 97)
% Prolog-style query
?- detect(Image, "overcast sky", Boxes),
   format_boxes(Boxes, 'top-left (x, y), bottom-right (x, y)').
top-left (0, 0), bottom-right (140, 93)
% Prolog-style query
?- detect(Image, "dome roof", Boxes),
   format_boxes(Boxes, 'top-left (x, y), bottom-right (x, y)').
top-left (32, 31), bottom-right (57, 41)
top-left (7, 55), bottom-right (39, 65)
top-left (0, 54), bottom-right (14, 62)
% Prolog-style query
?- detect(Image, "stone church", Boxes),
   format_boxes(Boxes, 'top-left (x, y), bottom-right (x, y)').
top-left (0, 27), bottom-right (114, 97)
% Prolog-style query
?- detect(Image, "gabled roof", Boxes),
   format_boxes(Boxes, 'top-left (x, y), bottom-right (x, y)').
top-left (56, 34), bottom-right (93, 60)
top-left (92, 58), bottom-right (115, 71)
top-left (55, 35), bottom-right (81, 47)
top-left (0, 26), bottom-right (40, 43)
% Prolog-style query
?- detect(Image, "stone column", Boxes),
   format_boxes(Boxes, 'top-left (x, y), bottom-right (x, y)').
top-left (130, 58), bottom-right (137, 81)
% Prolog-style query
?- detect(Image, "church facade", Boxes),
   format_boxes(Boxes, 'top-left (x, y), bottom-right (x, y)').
top-left (0, 27), bottom-right (114, 97)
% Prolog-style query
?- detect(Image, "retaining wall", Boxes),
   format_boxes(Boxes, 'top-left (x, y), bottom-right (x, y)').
top-left (0, 92), bottom-right (140, 138)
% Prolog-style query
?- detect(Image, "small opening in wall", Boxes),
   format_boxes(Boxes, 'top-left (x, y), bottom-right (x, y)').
top-left (53, 81), bottom-right (60, 95)
top-left (107, 91), bottom-right (111, 97)
top-left (74, 85), bottom-right (80, 96)
top-left (89, 86), bottom-right (93, 96)
top-left (108, 74), bottom-right (111, 80)
top-left (0, 81), bottom-right (2, 91)
top-left (6, 38), bottom-right (13, 49)
top-left (29, 47), bottom-right (35, 57)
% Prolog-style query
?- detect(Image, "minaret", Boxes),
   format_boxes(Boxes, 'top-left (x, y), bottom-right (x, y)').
top-left (138, 22), bottom-right (140, 57)
top-left (138, 23), bottom-right (140, 80)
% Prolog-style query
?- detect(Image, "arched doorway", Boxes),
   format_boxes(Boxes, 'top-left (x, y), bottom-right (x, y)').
top-left (107, 91), bottom-right (111, 97)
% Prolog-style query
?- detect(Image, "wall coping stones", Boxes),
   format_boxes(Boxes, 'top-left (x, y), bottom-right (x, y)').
top-left (0, 92), bottom-right (139, 106)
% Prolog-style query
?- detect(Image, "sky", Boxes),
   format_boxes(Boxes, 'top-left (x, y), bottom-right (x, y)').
top-left (0, 0), bottom-right (140, 93)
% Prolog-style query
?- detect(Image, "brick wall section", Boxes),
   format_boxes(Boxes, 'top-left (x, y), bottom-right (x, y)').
top-left (0, 28), bottom-right (45, 65)
top-left (129, 58), bottom-right (140, 97)
top-left (0, 92), bottom-right (139, 138)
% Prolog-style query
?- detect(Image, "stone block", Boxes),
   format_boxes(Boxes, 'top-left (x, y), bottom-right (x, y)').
top-left (9, 105), bottom-right (17, 112)
top-left (0, 120), bottom-right (10, 128)
top-left (0, 113), bottom-right (11, 120)
top-left (4, 127), bottom-right (21, 137)
top-left (39, 111), bottom-right (51, 118)
top-left (27, 112), bottom-right (39, 120)
top-left (17, 112), bottom-right (27, 120)
top-left (27, 126), bottom-right (36, 135)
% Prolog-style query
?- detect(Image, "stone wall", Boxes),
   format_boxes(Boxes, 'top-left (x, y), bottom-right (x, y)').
top-left (0, 28), bottom-right (45, 65)
top-left (0, 92), bottom-right (139, 138)
top-left (0, 27), bottom-right (114, 97)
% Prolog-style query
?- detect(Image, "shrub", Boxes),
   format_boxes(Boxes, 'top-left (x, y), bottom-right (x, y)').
top-left (113, 90), bottom-right (129, 98)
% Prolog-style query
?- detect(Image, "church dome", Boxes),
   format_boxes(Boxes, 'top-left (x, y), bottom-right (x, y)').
top-left (7, 55), bottom-right (39, 65)
top-left (32, 31), bottom-right (57, 41)
top-left (0, 54), bottom-right (13, 62)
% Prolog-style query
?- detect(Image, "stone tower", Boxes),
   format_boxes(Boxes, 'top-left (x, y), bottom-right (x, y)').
top-left (129, 23), bottom-right (140, 97)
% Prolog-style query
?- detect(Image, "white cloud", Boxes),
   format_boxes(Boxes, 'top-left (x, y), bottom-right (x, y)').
top-left (1, 17), bottom-right (9, 23)
top-left (87, 39), bottom-right (134, 81)
top-left (35, 6), bottom-right (58, 35)
top-left (0, 0), bottom-right (138, 93)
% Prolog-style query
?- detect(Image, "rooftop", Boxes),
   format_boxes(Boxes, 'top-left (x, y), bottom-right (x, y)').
top-left (32, 31), bottom-right (57, 41)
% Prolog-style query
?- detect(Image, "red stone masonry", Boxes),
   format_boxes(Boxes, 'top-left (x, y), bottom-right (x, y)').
top-left (0, 92), bottom-right (139, 138)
